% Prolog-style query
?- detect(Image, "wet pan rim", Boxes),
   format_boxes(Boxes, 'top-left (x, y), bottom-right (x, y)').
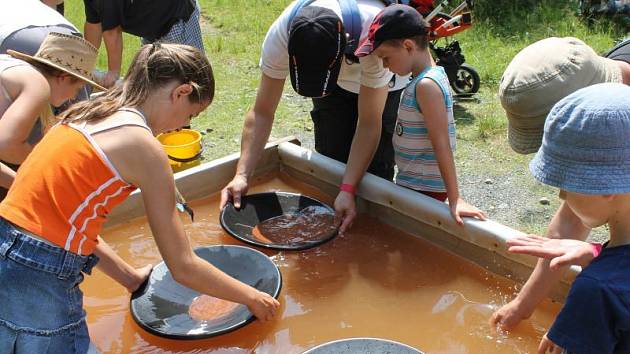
top-left (301, 337), bottom-right (424, 354)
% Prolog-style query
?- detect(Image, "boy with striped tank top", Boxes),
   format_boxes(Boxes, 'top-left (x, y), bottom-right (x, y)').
top-left (356, 4), bottom-right (485, 225)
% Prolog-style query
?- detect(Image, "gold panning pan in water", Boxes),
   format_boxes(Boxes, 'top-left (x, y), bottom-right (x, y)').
top-left (130, 245), bottom-right (282, 339)
top-left (220, 192), bottom-right (339, 251)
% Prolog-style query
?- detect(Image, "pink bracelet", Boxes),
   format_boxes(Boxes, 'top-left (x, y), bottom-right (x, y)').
top-left (339, 183), bottom-right (356, 196)
top-left (589, 243), bottom-right (603, 258)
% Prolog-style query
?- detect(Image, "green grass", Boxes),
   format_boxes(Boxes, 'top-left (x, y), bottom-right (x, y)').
top-left (450, 0), bottom-right (625, 141)
top-left (64, 0), bottom-right (624, 235)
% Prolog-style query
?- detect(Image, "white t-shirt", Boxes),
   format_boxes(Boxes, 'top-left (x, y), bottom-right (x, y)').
top-left (0, 0), bottom-right (78, 45)
top-left (260, 0), bottom-right (410, 94)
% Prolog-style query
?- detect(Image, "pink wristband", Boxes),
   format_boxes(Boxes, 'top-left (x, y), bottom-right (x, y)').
top-left (589, 243), bottom-right (603, 258)
top-left (340, 183), bottom-right (356, 195)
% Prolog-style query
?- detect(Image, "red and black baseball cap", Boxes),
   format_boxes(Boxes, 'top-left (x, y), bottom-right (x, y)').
top-left (288, 6), bottom-right (346, 98)
top-left (355, 4), bottom-right (427, 58)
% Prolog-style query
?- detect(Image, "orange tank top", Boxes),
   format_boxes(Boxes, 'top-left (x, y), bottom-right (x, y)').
top-left (0, 109), bottom-right (151, 255)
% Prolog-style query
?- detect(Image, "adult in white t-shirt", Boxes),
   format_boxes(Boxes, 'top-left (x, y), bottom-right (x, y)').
top-left (0, 0), bottom-right (80, 56)
top-left (221, 0), bottom-right (410, 232)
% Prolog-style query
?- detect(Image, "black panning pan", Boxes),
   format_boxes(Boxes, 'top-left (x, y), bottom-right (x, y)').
top-left (220, 192), bottom-right (339, 251)
top-left (130, 245), bottom-right (281, 340)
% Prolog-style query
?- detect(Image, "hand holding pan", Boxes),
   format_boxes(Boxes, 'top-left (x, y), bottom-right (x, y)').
top-left (130, 245), bottom-right (282, 339)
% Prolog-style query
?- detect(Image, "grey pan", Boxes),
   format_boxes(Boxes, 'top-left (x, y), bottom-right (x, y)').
top-left (302, 338), bottom-right (424, 354)
top-left (130, 245), bottom-right (282, 339)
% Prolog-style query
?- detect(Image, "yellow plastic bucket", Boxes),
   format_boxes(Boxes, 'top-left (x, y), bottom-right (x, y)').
top-left (157, 129), bottom-right (202, 173)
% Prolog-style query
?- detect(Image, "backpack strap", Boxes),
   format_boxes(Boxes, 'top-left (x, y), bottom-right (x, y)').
top-left (338, 0), bottom-right (362, 55)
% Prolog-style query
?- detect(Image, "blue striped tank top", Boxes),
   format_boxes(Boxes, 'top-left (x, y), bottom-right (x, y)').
top-left (393, 66), bottom-right (456, 192)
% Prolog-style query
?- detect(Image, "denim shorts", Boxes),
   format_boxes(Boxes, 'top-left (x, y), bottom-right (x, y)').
top-left (0, 217), bottom-right (99, 354)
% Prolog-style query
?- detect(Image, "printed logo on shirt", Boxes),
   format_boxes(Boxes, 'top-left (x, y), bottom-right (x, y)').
top-left (396, 121), bottom-right (403, 136)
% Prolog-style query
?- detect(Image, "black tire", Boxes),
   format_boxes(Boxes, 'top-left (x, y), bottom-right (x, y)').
top-left (451, 63), bottom-right (480, 95)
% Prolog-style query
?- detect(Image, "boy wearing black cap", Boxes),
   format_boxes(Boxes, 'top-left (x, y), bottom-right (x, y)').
top-left (355, 4), bottom-right (485, 224)
top-left (221, 0), bottom-right (410, 233)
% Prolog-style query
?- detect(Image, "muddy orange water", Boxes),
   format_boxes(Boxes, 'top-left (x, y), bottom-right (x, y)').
top-left (252, 206), bottom-right (338, 245)
top-left (84, 173), bottom-right (561, 353)
top-left (189, 295), bottom-right (239, 322)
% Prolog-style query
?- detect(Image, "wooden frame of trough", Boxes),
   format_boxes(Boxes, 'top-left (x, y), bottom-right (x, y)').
top-left (105, 138), bottom-right (579, 302)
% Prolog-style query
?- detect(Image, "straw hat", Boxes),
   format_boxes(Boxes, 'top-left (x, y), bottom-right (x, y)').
top-left (7, 32), bottom-right (106, 91)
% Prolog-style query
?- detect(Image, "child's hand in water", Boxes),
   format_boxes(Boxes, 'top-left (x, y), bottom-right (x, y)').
top-left (449, 197), bottom-right (486, 225)
top-left (247, 290), bottom-right (280, 322)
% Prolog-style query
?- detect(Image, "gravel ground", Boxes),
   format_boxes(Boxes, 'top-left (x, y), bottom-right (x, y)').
top-left (458, 170), bottom-right (608, 244)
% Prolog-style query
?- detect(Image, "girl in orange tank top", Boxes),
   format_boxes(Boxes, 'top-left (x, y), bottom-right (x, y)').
top-left (0, 43), bottom-right (279, 353)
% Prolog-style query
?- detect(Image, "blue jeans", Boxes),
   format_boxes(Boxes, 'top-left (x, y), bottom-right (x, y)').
top-left (0, 218), bottom-right (99, 353)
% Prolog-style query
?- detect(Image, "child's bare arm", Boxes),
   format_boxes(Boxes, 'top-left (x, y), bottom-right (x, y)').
top-left (93, 236), bottom-right (153, 292)
top-left (0, 66), bottom-right (49, 164)
top-left (101, 26), bottom-right (124, 88)
top-left (0, 163), bottom-right (16, 189)
top-left (117, 129), bottom-right (280, 321)
top-left (491, 202), bottom-right (591, 331)
top-left (416, 79), bottom-right (485, 224)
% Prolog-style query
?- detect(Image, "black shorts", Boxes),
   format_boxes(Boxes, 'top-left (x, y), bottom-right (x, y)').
top-left (310, 85), bottom-right (403, 181)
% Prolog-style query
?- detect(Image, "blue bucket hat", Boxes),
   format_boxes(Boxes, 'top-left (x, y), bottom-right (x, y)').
top-left (529, 83), bottom-right (630, 195)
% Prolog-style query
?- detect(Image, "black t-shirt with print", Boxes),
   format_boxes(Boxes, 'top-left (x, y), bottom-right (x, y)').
top-left (84, 0), bottom-right (195, 41)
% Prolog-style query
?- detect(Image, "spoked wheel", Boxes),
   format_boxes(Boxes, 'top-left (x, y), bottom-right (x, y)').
top-left (451, 63), bottom-right (480, 95)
